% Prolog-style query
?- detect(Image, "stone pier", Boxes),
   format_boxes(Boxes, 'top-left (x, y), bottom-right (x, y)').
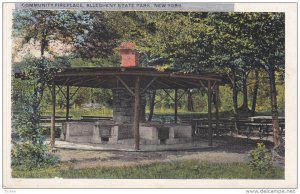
top-left (112, 88), bottom-right (145, 124)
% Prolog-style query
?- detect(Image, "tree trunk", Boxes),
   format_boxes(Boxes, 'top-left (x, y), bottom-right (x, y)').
top-left (187, 90), bottom-right (194, 112)
top-left (241, 71), bottom-right (249, 111)
top-left (268, 68), bottom-right (281, 147)
top-left (251, 70), bottom-right (259, 116)
top-left (32, 87), bottom-right (39, 144)
top-left (229, 70), bottom-right (239, 133)
top-left (41, 37), bottom-right (46, 57)
top-left (148, 90), bottom-right (156, 122)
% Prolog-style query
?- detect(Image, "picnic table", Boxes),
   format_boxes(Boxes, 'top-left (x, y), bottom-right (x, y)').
top-left (248, 116), bottom-right (285, 123)
top-left (240, 116), bottom-right (285, 140)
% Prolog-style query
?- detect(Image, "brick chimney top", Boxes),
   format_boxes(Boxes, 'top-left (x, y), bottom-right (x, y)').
top-left (119, 42), bottom-right (137, 50)
top-left (119, 42), bottom-right (139, 68)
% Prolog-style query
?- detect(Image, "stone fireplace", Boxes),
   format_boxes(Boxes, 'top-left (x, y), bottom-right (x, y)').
top-left (112, 88), bottom-right (146, 124)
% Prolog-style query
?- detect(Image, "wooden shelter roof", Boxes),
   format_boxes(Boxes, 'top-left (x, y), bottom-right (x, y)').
top-left (54, 67), bottom-right (228, 90)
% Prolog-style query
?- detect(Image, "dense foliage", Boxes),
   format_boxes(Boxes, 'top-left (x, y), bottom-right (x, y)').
top-left (12, 57), bottom-right (66, 169)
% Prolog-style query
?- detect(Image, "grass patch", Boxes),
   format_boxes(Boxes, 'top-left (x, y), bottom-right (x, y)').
top-left (12, 160), bottom-right (284, 179)
top-left (43, 108), bottom-right (113, 119)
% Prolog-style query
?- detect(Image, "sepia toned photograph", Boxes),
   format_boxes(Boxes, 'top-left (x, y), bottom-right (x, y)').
top-left (2, 2), bottom-right (297, 190)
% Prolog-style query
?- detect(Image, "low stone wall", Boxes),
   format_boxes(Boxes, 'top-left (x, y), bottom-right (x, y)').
top-left (91, 120), bottom-right (114, 143)
top-left (62, 121), bottom-right (94, 143)
top-left (139, 126), bottom-right (160, 144)
top-left (110, 124), bottom-right (134, 143)
top-left (166, 124), bottom-right (193, 144)
top-left (139, 123), bottom-right (192, 144)
top-left (61, 121), bottom-right (193, 145)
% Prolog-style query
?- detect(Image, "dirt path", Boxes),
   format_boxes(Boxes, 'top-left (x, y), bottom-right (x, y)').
top-left (55, 149), bottom-right (248, 169)
top-left (53, 137), bottom-right (284, 169)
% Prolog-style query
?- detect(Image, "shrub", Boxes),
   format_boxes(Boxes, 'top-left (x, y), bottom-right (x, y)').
top-left (248, 143), bottom-right (272, 173)
top-left (11, 142), bottom-right (59, 170)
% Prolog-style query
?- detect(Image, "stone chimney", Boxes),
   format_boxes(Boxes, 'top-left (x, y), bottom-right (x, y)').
top-left (119, 42), bottom-right (139, 67)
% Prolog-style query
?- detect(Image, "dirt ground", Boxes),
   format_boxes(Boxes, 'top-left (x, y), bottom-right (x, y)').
top-left (53, 136), bottom-right (284, 169)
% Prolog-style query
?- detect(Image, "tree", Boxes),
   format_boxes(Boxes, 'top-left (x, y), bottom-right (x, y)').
top-left (248, 13), bottom-right (285, 146)
top-left (187, 90), bottom-right (194, 112)
top-left (12, 56), bottom-right (67, 169)
top-left (13, 10), bottom-right (90, 57)
top-left (74, 12), bottom-right (120, 58)
top-left (207, 12), bottom-right (284, 146)
top-left (205, 13), bottom-right (252, 130)
top-left (250, 69), bottom-right (260, 116)
top-left (147, 90), bottom-right (156, 121)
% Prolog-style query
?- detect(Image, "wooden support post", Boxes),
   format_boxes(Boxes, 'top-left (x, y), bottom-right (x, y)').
top-left (215, 84), bottom-right (219, 134)
top-left (64, 85), bottom-right (70, 141)
top-left (50, 82), bottom-right (56, 148)
top-left (174, 89), bottom-right (178, 124)
top-left (208, 80), bottom-right (213, 146)
top-left (133, 76), bottom-right (141, 151)
top-left (66, 85), bottom-right (70, 121)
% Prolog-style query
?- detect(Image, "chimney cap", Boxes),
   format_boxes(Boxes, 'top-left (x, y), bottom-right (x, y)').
top-left (119, 42), bottom-right (138, 50)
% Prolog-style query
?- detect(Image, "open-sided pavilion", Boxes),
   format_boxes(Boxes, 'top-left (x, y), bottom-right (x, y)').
top-left (50, 66), bottom-right (228, 150)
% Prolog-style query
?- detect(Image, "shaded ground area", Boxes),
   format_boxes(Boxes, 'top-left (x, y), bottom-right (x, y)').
top-left (53, 136), bottom-right (284, 169)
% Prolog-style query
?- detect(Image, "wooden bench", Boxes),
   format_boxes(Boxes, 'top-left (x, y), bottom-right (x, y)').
top-left (192, 118), bottom-right (234, 137)
top-left (40, 116), bottom-right (72, 123)
top-left (80, 116), bottom-right (113, 121)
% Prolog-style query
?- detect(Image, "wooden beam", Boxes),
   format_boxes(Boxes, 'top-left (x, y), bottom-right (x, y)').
top-left (165, 78), bottom-right (188, 88)
top-left (57, 85), bottom-right (67, 99)
top-left (199, 80), bottom-right (208, 91)
top-left (174, 89), bottom-right (178, 124)
top-left (116, 76), bottom-right (135, 96)
top-left (154, 79), bottom-right (173, 89)
top-left (162, 89), bottom-right (175, 101)
top-left (207, 80), bottom-right (213, 146)
top-left (211, 81), bottom-right (217, 91)
top-left (141, 77), bottom-right (157, 94)
top-left (170, 73), bottom-right (222, 81)
top-left (50, 82), bottom-right (56, 148)
top-left (133, 76), bottom-right (141, 151)
top-left (56, 71), bottom-right (222, 82)
top-left (63, 77), bottom-right (86, 85)
top-left (57, 77), bottom-right (70, 86)
top-left (70, 87), bottom-right (81, 99)
top-left (96, 77), bottom-right (108, 87)
top-left (153, 90), bottom-right (169, 105)
top-left (177, 89), bottom-right (187, 101)
top-left (177, 79), bottom-right (201, 88)
top-left (71, 77), bottom-right (98, 86)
